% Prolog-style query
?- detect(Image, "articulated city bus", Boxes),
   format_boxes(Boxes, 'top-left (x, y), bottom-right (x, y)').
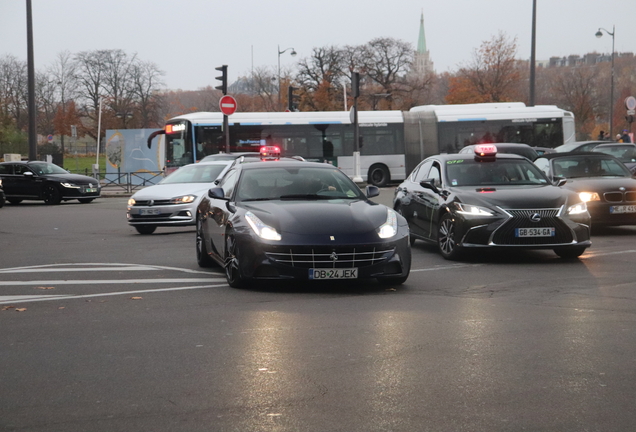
top-left (148, 103), bottom-right (575, 187)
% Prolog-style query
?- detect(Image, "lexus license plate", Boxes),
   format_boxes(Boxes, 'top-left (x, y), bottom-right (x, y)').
top-left (515, 227), bottom-right (555, 237)
top-left (309, 268), bottom-right (358, 280)
top-left (610, 205), bottom-right (636, 214)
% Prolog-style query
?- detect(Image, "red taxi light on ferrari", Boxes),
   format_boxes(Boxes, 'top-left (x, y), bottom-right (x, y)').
top-left (260, 145), bottom-right (281, 160)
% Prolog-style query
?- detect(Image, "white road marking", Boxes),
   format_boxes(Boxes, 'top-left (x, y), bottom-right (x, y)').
top-left (0, 284), bottom-right (228, 305)
top-left (0, 278), bottom-right (224, 286)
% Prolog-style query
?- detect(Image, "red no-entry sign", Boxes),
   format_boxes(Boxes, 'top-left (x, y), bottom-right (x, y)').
top-left (219, 95), bottom-right (237, 115)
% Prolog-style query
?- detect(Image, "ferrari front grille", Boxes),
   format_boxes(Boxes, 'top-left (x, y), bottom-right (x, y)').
top-left (266, 245), bottom-right (395, 269)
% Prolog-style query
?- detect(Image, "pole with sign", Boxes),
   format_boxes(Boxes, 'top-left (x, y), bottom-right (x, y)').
top-left (219, 95), bottom-right (237, 153)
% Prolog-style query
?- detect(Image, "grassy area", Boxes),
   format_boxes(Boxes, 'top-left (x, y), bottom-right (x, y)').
top-left (63, 155), bottom-right (106, 174)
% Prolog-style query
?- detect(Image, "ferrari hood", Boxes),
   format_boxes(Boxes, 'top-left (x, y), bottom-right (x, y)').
top-left (244, 199), bottom-right (388, 236)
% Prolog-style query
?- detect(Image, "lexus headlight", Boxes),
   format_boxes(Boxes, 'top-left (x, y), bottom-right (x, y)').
top-left (378, 208), bottom-right (398, 239)
top-left (579, 192), bottom-right (600, 202)
top-left (170, 195), bottom-right (196, 204)
top-left (454, 202), bottom-right (494, 216)
top-left (568, 201), bottom-right (588, 215)
top-left (245, 211), bottom-right (281, 241)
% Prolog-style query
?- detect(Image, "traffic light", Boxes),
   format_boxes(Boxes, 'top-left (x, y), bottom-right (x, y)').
top-left (288, 86), bottom-right (300, 112)
top-left (215, 65), bottom-right (227, 95)
top-left (351, 72), bottom-right (360, 98)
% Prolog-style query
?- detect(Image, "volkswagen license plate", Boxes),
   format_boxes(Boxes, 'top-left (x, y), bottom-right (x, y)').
top-left (610, 205), bottom-right (636, 214)
top-left (85, 187), bottom-right (97, 193)
top-left (140, 209), bottom-right (160, 216)
top-left (515, 227), bottom-right (555, 237)
top-left (309, 268), bottom-right (358, 280)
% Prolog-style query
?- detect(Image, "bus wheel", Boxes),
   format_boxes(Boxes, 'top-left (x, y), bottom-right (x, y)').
top-left (368, 164), bottom-right (390, 188)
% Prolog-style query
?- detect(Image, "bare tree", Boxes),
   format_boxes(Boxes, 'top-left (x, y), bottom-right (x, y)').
top-left (0, 55), bottom-right (28, 130)
top-left (130, 60), bottom-right (165, 127)
top-left (448, 31), bottom-right (522, 103)
top-left (364, 38), bottom-right (414, 109)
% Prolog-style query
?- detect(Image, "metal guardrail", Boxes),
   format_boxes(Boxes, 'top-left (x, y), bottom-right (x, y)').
top-left (89, 170), bottom-right (165, 193)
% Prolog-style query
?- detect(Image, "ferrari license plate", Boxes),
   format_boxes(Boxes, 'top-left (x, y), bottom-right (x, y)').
top-left (515, 227), bottom-right (555, 237)
top-left (140, 208), bottom-right (160, 216)
top-left (309, 268), bottom-right (358, 280)
top-left (610, 205), bottom-right (636, 214)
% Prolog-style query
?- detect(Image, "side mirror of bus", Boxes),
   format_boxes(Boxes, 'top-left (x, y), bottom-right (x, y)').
top-left (208, 187), bottom-right (226, 200)
top-left (365, 185), bottom-right (380, 198)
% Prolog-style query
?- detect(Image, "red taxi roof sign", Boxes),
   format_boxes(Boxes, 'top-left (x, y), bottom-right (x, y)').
top-left (474, 144), bottom-right (498, 158)
top-left (260, 145), bottom-right (281, 160)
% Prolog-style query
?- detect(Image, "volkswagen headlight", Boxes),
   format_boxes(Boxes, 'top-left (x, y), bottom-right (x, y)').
top-left (245, 211), bottom-right (281, 241)
top-left (127, 198), bottom-right (136, 206)
top-left (454, 202), bottom-right (494, 216)
top-left (170, 195), bottom-right (196, 204)
top-left (568, 201), bottom-right (588, 215)
top-left (60, 182), bottom-right (80, 189)
top-left (378, 208), bottom-right (398, 239)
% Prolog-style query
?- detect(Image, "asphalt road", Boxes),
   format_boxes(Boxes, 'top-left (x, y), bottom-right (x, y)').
top-left (2, 192), bottom-right (636, 431)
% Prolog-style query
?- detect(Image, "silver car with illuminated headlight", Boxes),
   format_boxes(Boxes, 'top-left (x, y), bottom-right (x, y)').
top-left (126, 161), bottom-right (231, 234)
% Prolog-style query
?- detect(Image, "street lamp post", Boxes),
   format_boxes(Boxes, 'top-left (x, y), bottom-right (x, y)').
top-left (277, 45), bottom-right (296, 110)
top-left (596, 25), bottom-right (615, 138)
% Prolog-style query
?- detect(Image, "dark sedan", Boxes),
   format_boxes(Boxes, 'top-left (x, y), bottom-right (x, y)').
top-left (534, 152), bottom-right (636, 226)
top-left (394, 144), bottom-right (591, 260)
top-left (0, 161), bottom-right (100, 205)
top-left (196, 159), bottom-right (411, 287)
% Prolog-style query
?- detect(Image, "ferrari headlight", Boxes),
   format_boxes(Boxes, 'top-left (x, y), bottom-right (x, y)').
top-left (170, 195), bottom-right (196, 204)
top-left (378, 208), bottom-right (398, 239)
top-left (454, 202), bottom-right (495, 216)
top-left (245, 211), bottom-right (281, 241)
top-left (568, 201), bottom-right (588, 215)
top-left (579, 192), bottom-right (600, 202)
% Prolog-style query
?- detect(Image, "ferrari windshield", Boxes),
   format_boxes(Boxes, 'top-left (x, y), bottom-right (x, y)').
top-left (237, 166), bottom-right (364, 201)
top-left (445, 159), bottom-right (549, 186)
top-left (159, 163), bottom-right (228, 184)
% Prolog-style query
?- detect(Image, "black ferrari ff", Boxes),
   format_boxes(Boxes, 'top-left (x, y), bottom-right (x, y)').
top-left (533, 152), bottom-right (636, 226)
top-left (394, 144), bottom-right (591, 260)
top-left (196, 159), bottom-right (411, 287)
top-left (0, 161), bottom-right (100, 205)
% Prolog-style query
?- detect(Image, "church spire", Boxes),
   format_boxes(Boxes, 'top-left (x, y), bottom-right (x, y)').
top-left (417, 9), bottom-right (427, 53)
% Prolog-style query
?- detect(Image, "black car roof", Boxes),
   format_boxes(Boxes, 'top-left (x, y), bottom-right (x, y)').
top-left (435, 152), bottom-right (526, 162)
top-left (536, 151), bottom-right (621, 160)
top-left (236, 160), bottom-right (336, 170)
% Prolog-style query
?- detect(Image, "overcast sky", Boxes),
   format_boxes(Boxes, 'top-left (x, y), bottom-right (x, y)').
top-left (2, 0), bottom-right (635, 91)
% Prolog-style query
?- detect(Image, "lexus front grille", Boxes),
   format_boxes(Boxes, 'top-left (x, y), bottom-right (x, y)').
top-left (491, 208), bottom-right (573, 245)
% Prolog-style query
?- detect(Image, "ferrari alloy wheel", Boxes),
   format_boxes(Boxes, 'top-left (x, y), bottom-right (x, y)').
top-left (438, 213), bottom-right (462, 260)
top-left (224, 232), bottom-right (245, 288)
top-left (196, 216), bottom-right (214, 268)
top-left (43, 184), bottom-right (62, 205)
